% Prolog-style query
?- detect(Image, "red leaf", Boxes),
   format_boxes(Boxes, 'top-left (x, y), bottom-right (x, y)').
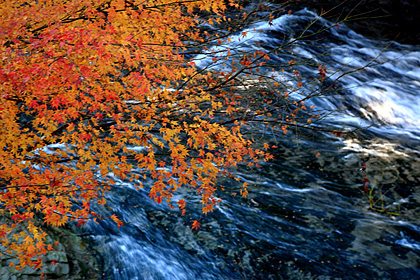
top-left (156, 196), bottom-right (162, 204)
top-left (28, 100), bottom-right (39, 109)
top-left (79, 133), bottom-right (92, 141)
top-left (191, 220), bottom-right (200, 231)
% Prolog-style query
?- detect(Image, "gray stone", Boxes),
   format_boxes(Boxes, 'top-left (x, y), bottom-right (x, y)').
top-left (43, 262), bottom-right (70, 276)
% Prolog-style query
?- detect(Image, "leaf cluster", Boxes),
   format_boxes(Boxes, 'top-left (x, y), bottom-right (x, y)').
top-left (0, 0), bottom-right (358, 272)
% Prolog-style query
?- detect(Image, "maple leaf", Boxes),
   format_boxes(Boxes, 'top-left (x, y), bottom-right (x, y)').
top-left (0, 0), bottom-right (353, 272)
top-left (79, 133), bottom-right (92, 141)
top-left (191, 220), bottom-right (200, 231)
top-left (76, 219), bottom-right (86, 227)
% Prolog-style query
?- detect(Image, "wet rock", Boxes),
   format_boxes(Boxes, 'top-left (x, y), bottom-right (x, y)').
top-left (0, 217), bottom-right (101, 280)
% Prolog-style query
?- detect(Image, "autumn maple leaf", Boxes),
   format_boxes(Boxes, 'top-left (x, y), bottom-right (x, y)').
top-left (191, 220), bottom-right (200, 231)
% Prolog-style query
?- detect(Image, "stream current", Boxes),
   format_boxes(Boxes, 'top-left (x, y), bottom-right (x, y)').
top-left (78, 8), bottom-right (420, 280)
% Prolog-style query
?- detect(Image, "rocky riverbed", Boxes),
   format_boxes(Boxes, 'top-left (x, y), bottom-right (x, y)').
top-left (2, 1), bottom-right (419, 279)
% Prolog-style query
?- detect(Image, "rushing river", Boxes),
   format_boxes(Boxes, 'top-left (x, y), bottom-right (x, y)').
top-left (79, 8), bottom-right (420, 280)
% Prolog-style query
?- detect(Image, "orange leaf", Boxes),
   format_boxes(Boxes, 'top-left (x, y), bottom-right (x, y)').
top-left (191, 220), bottom-right (200, 231)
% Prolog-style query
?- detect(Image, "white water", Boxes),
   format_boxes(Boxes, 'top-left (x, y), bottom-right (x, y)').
top-left (83, 9), bottom-right (420, 280)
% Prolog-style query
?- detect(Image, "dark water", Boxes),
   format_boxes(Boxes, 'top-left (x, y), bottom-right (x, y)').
top-left (78, 8), bottom-right (420, 280)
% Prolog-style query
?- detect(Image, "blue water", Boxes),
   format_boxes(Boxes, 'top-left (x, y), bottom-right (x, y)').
top-left (79, 8), bottom-right (420, 280)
